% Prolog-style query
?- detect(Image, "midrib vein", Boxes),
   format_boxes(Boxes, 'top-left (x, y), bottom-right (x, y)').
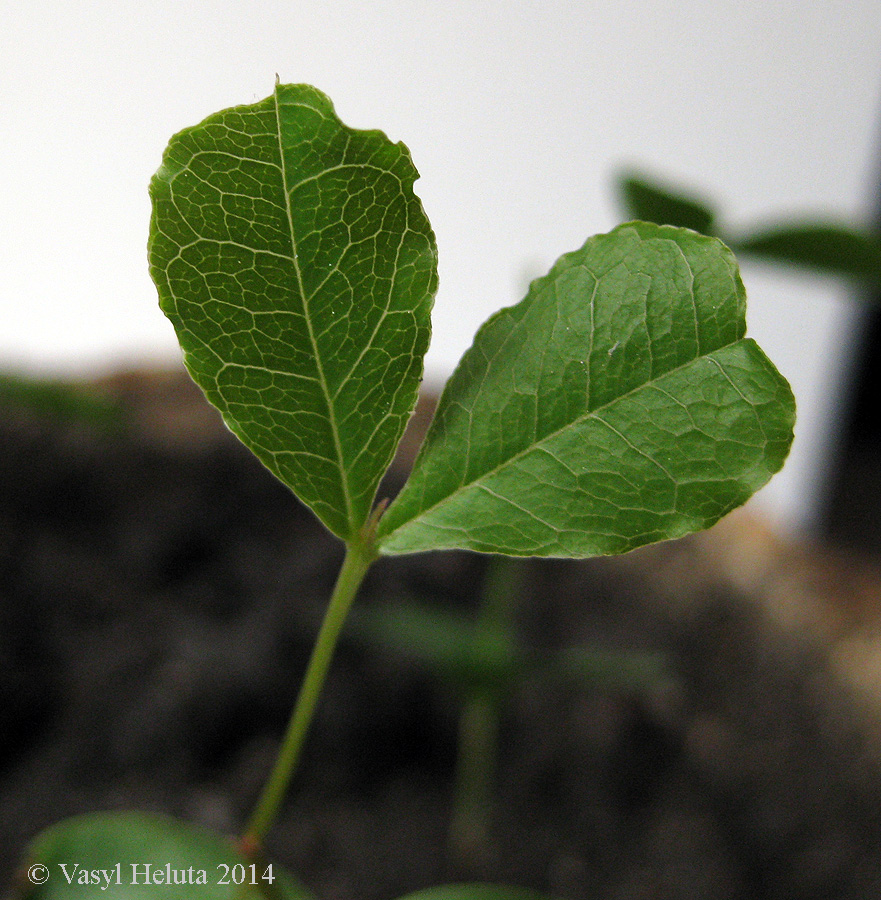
top-left (274, 88), bottom-right (354, 530)
top-left (379, 338), bottom-right (750, 544)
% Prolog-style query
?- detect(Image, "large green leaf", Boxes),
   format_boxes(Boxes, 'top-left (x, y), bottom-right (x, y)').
top-left (149, 83), bottom-right (437, 539)
top-left (15, 812), bottom-right (313, 900)
top-left (377, 223), bottom-right (794, 557)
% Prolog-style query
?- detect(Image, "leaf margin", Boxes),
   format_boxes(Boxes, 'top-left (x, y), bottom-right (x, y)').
top-left (148, 82), bottom-right (438, 541)
top-left (376, 222), bottom-right (795, 558)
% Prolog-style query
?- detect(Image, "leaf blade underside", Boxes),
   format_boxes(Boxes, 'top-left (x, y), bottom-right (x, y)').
top-left (377, 222), bottom-right (795, 557)
top-left (148, 83), bottom-right (437, 539)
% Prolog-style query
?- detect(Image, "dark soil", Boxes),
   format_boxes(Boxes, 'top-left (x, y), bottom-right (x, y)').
top-left (4, 368), bottom-right (881, 899)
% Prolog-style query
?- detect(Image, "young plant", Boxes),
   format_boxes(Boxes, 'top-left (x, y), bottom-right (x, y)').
top-left (362, 156), bottom-right (881, 868)
top-left (618, 169), bottom-right (881, 285)
top-left (354, 554), bottom-right (670, 870)
top-left (15, 83), bottom-right (795, 900)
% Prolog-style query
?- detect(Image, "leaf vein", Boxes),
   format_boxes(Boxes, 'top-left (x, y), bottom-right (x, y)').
top-left (273, 85), bottom-right (355, 531)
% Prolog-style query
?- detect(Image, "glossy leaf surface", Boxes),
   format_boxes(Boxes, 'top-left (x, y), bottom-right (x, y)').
top-left (377, 223), bottom-right (795, 557)
top-left (17, 812), bottom-right (313, 900)
top-left (149, 83), bottom-right (437, 539)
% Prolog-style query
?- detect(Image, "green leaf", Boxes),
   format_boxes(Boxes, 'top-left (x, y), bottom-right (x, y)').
top-left (15, 812), bottom-right (313, 900)
top-left (734, 221), bottom-right (881, 282)
top-left (617, 170), bottom-right (717, 235)
top-left (148, 83), bottom-right (437, 539)
top-left (393, 886), bottom-right (555, 900)
top-left (377, 223), bottom-right (795, 557)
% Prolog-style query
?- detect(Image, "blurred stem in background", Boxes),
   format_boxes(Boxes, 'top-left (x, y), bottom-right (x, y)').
top-left (449, 556), bottom-right (523, 868)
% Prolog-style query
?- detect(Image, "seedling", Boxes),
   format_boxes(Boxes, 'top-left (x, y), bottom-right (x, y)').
top-left (618, 169), bottom-right (881, 285)
top-left (354, 555), bottom-right (671, 869)
top-left (358, 162), bottom-right (881, 866)
top-left (15, 83), bottom-right (795, 900)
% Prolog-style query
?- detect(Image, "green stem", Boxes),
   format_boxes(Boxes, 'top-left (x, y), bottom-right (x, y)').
top-left (448, 556), bottom-right (524, 866)
top-left (449, 689), bottom-right (499, 864)
top-left (243, 536), bottom-right (376, 844)
top-left (480, 555), bottom-right (523, 630)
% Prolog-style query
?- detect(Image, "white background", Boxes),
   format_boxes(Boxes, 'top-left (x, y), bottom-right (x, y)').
top-left (3, 0), bottom-right (881, 533)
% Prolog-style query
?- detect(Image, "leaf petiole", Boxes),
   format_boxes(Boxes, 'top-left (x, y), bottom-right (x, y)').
top-left (243, 534), bottom-right (377, 844)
